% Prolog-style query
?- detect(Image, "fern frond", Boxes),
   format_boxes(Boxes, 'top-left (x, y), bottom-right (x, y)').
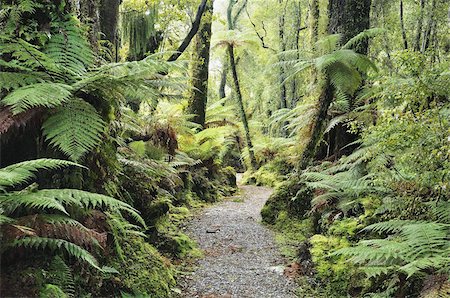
top-left (2, 83), bottom-right (72, 114)
top-left (1, 191), bottom-right (69, 215)
top-left (47, 256), bottom-right (75, 298)
top-left (0, 159), bottom-right (80, 191)
top-left (42, 99), bottom-right (106, 161)
top-left (10, 237), bottom-right (100, 269)
top-left (342, 28), bottom-right (386, 51)
top-left (45, 16), bottom-right (94, 77)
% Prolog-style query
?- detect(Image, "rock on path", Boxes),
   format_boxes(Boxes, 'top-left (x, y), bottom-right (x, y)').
top-left (179, 176), bottom-right (296, 298)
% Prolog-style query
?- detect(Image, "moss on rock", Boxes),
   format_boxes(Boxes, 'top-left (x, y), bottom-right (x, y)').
top-left (108, 236), bottom-right (175, 297)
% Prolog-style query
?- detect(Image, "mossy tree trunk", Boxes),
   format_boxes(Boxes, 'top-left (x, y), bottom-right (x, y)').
top-left (299, 0), bottom-right (371, 168)
top-left (225, 0), bottom-right (257, 170)
top-left (227, 44), bottom-right (258, 171)
top-left (99, 0), bottom-right (122, 61)
top-left (326, 0), bottom-right (370, 159)
top-left (187, 0), bottom-right (213, 128)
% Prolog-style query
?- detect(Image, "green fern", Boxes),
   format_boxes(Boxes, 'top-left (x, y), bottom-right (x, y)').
top-left (42, 99), bottom-right (106, 161)
top-left (45, 16), bottom-right (94, 77)
top-left (0, 158), bottom-right (79, 191)
top-left (47, 255), bottom-right (75, 298)
top-left (2, 82), bottom-right (73, 114)
top-left (11, 237), bottom-right (101, 269)
top-left (336, 220), bottom-right (450, 278)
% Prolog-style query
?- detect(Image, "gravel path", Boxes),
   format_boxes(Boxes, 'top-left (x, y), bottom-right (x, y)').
top-left (179, 176), bottom-right (296, 298)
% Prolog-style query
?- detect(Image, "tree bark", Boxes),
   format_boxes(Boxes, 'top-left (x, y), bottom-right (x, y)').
top-left (187, 0), bottom-right (213, 128)
top-left (167, 0), bottom-right (209, 62)
top-left (400, 1), bottom-right (408, 49)
top-left (290, 1), bottom-right (302, 108)
top-left (328, 0), bottom-right (371, 54)
top-left (219, 62), bottom-right (228, 99)
top-left (278, 0), bottom-right (288, 110)
top-left (299, 82), bottom-right (334, 170)
top-left (414, 0), bottom-right (426, 51)
top-left (99, 0), bottom-right (121, 61)
top-left (228, 44), bottom-right (258, 171)
top-left (309, 0), bottom-right (320, 46)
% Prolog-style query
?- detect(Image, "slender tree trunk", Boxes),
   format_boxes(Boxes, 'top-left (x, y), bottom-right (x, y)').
top-left (400, 1), bottom-right (408, 49)
top-left (219, 61), bottom-right (228, 99)
top-left (278, 0), bottom-right (288, 110)
top-left (421, 0), bottom-right (437, 53)
top-left (228, 45), bottom-right (258, 170)
top-left (414, 0), bottom-right (426, 51)
top-left (310, 0), bottom-right (319, 45)
top-left (187, 0), bottom-right (213, 128)
top-left (290, 1), bottom-right (302, 108)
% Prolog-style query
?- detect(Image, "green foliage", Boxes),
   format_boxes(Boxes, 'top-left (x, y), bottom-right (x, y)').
top-left (0, 159), bottom-right (144, 271)
top-left (336, 220), bottom-right (450, 279)
top-left (42, 99), bottom-right (106, 161)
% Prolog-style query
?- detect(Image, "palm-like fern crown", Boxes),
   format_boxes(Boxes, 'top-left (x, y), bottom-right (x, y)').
top-left (1, 5), bottom-right (183, 161)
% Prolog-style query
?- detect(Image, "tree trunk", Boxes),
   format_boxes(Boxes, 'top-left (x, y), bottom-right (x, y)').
top-left (99, 0), bottom-right (121, 61)
top-left (299, 82), bottom-right (334, 170)
top-left (219, 62), bottom-right (228, 99)
top-left (328, 0), bottom-right (371, 54)
top-left (227, 45), bottom-right (258, 171)
top-left (79, 0), bottom-right (101, 53)
top-left (400, 1), bottom-right (408, 49)
top-left (278, 0), bottom-right (288, 110)
top-left (309, 0), bottom-right (320, 45)
top-left (290, 1), bottom-right (302, 108)
top-left (421, 0), bottom-right (437, 53)
top-left (187, 0), bottom-right (213, 128)
top-left (414, 0), bottom-right (426, 51)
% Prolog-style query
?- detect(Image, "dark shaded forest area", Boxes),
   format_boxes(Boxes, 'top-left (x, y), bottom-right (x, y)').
top-left (0, 0), bottom-right (448, 297)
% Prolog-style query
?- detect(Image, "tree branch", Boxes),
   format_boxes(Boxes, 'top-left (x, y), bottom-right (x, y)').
top-left (167, 0), bottom-right (208, 62)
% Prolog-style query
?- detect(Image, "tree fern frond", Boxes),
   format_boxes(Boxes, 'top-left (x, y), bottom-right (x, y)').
top-left (45, 16), bottom-right (94, 77)
top-left (0, 72), bottom-right (46, 91)
top-left (42, 99), bottom-right (106, 161)
top-left (2, 82), bottom-right (73, 114)
top-left (342, 28), bottom-right (386, 51)
top-left (1, 191), bottom-right (69, 215)
top-left (0, 159), bottom-right (80, 190)
top-left (10, 237), bottom-right (100, 270)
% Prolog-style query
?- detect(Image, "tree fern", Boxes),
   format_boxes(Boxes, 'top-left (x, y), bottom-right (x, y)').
top-left (10, 237), bottom-right (101, 270)
top-left (335, 220), bottom-right (450, 278)
top-left (42, 99), bottom-right (106, 161)
top-left (0, 158), bottom-right (79, 191)
top-left (46, 255), bottom-right (75, 298)
top-left (45, 16), bottom-right (94, 77)
top-left (0, 159), bottom-right (145, 271)
top-left (2, 82), bottom-right (73, 114)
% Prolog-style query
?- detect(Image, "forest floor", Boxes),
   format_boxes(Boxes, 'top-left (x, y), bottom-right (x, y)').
top-left (178, 175), bottom-right (296, 298)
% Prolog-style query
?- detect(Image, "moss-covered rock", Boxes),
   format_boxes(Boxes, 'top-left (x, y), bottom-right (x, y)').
top-left (108, 236), bottom-right (175, 297)
top-left (261, 176), bottom-right (312, 225)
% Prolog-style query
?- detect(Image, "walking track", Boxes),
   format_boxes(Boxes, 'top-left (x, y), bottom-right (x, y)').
top-left (179, 176), bottom-right (296, 298)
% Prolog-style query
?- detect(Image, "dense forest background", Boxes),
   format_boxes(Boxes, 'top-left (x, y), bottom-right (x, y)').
top-left (0, 0), bottom-right (449, 297)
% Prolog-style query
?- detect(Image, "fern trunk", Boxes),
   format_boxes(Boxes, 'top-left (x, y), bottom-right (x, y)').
top-left (299, 82), bottom-right (334, 170)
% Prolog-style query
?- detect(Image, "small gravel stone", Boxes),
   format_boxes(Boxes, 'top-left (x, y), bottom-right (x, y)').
top-left (179, 177), bottom-right (296, 298)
